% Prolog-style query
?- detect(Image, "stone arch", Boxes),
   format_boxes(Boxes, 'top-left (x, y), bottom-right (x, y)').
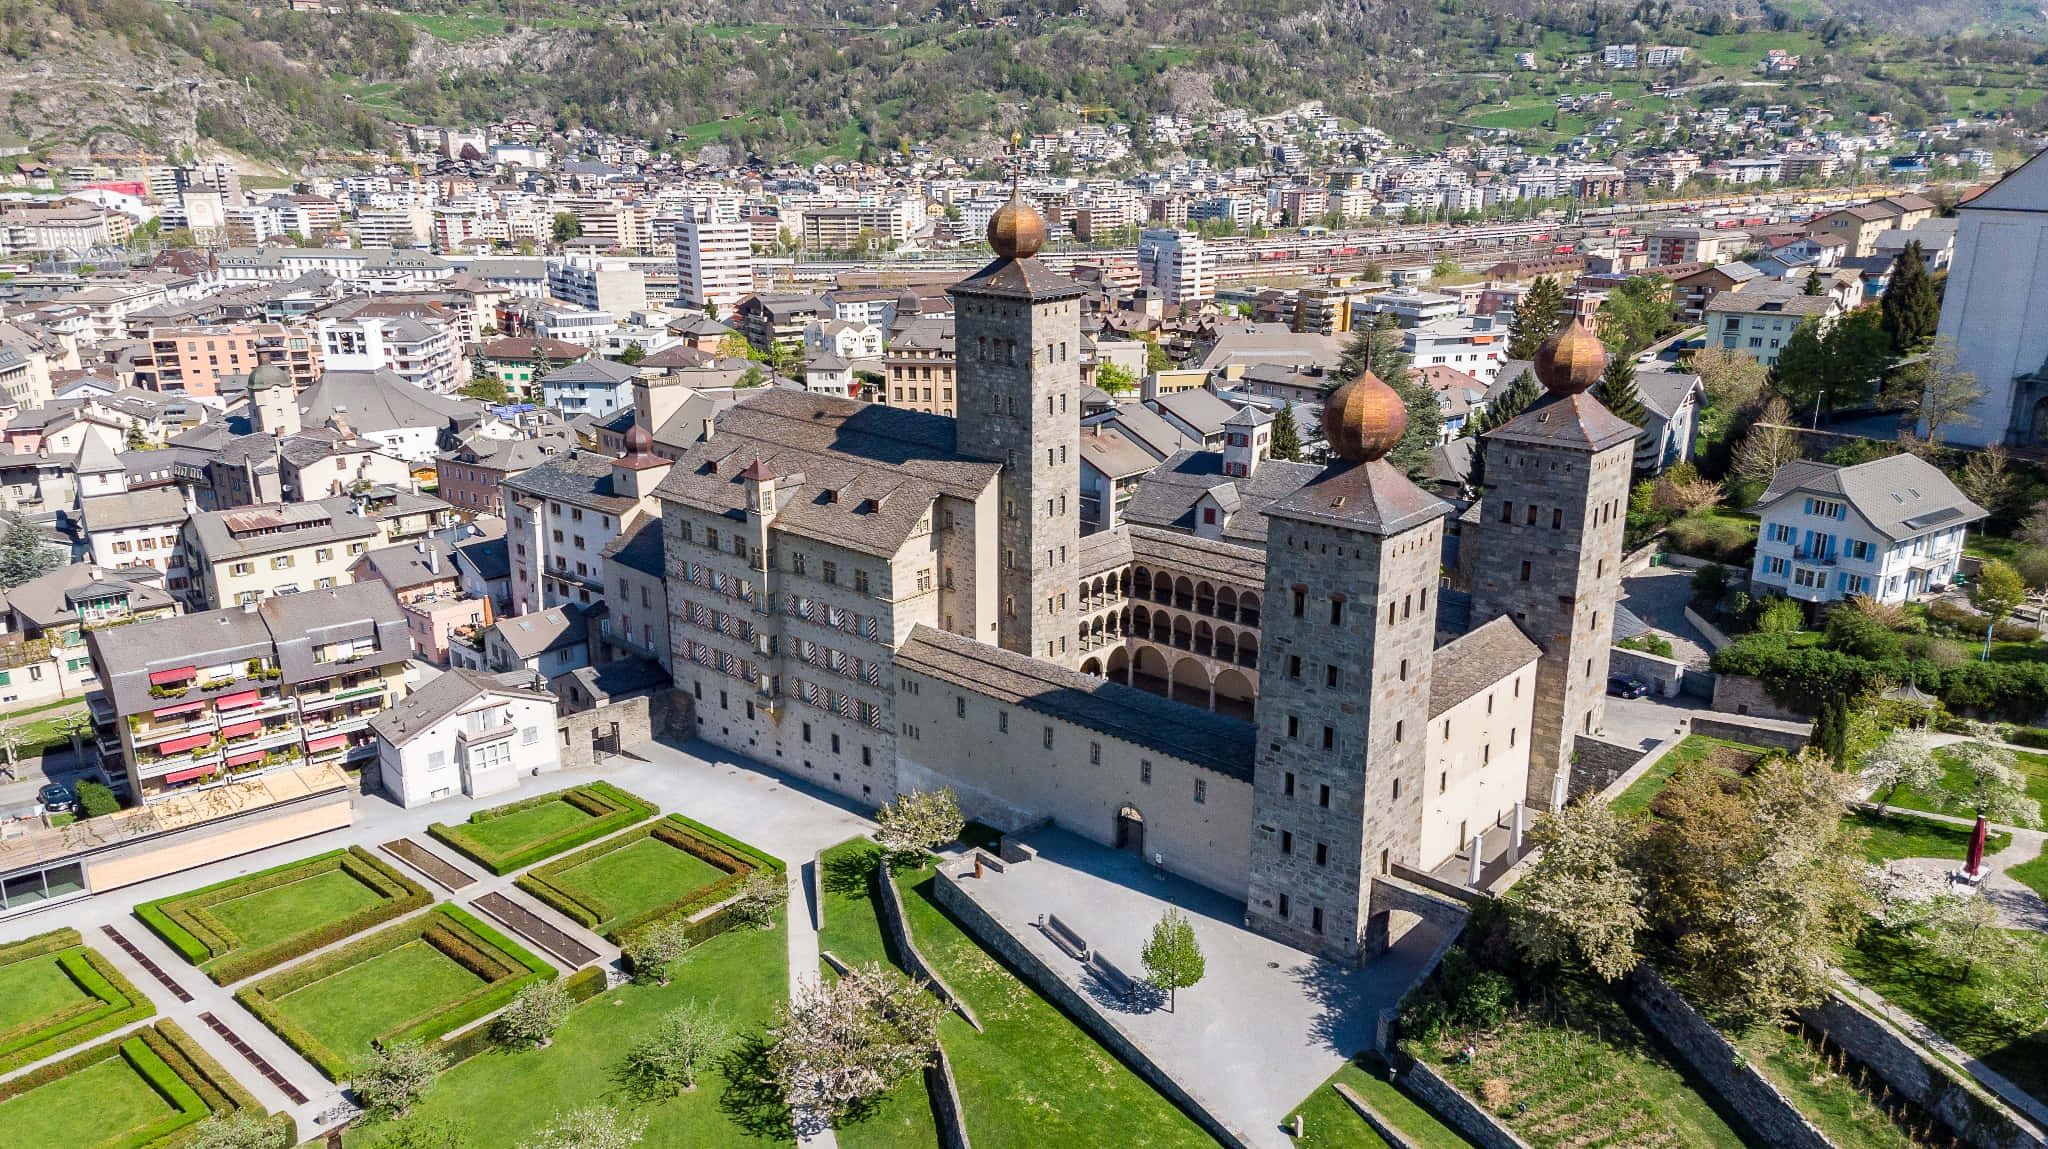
top-left (1132, 645), bottom-right (1171, 698)
top-left (1081, 657), bottom-right (1103, 676)
top-left (1106, 645), bottom-right (1131, 684)
top-left (1171, 657), bottom-right (1211, 708)
top-left (1194, 620), bottom-right (1214, 658)
top-left (1153, 612), bottom-right (1172, 644)
top-left (1240, 592), bottom-right (1262, 628)
top-left (1132, 604), bottom-right (1151, 638)
top-left (1214, 668), bottom-right (1255, 722)
top-left (1215, 625), bottom-right (1237, 665)
top-left (1173, 576), bottom-right (1194, 610)
top-left (1217, 585), bottom-right (1239, 622)
top-left (1171, 614), bottom-right (1193, 650)
top-left (1153, 568), bottom-right (1175, 604)
top-left (1238, 632), bottom-right (1259, 668)
top-left (1133, 568), bottom-right (1153, 601)
top-left (1195, 580), bottom-right (1216, 617)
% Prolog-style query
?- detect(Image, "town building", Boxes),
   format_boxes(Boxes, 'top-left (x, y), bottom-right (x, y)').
top-left (1750, 454), bottom-right (1985, 604)
top-left (177, 498), bottom-right (383, 610)
top-left (369, 667), bottom-right (560, 807)
top-left (1932, 152), bottom-right (2048, 447)
top-left (503, 441), bottom-right (668, 615)
top-left (1137, 228), bottom-right (1218, 304)
top-left (676, 219), bottom-right (755, 311)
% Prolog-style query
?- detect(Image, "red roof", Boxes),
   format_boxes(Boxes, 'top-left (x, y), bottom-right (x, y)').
top-left (162, 764), bottom-right (219, 785)
top-left (149, 666), bottom-right (197, 686)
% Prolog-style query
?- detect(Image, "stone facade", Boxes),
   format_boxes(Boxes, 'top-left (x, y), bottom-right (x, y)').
top-left (950, 284), bottom-right (1086, 668)
top-left (1468, 426), bottom-right (1634, 811)
top-left (1247, 502), bottom-right (1444, 961)
top-left (1710, 673), bottom-right (1810, 721)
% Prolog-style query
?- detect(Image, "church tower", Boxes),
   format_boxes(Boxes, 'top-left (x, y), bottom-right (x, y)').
top-left (1467, 310), bottom-right (1637, 812)
top-left (950, 184), bottom-right (1086, 667)
top-left (1246, 371), bottom-right (1450, 962)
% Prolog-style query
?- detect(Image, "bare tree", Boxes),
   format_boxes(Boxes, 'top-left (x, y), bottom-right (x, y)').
top-left (1890, 335), bottom-right (1988, 444)
top-left (1732, 397), bottom-right (1801, 484)
top-left (495, 980), bottom-right (572, 1048)
top-left (1959, 444), bottom-right (2016, 518)
top-left (620, 1001), bottom-right (732, 1096)
top-left (730, 870), bottom-right (787, 931)
top-left (624, 921), bottom-right (691, 986)
top-left (353, 1041), bottom-right (446, 1118)
top-left (517, 1105), bottom-right (646, 1149)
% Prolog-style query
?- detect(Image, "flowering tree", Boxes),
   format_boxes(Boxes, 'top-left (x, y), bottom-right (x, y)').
top-left (767, 963), bottom-right (950, 1124)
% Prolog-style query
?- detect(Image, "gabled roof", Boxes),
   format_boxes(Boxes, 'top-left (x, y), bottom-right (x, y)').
top-left (1956, 148), bottom-right (2048, 214)
top-left (299, 369), bottom-right (474, 435)
top-left (1754, 453), bottom-right (1987, 541)
top-left (1634, 370), bottom-right (1703, 422)
top-left (540, 358), bottom-right (640, 387)
top-left (370, 667), bottom-right (553, 747)
top-left (1149, 388), bottom-right (1239, 437)
top-left (1263, 459), bottom-right (1452, 537)
top-left (1485, 390), bottom-right (1639, 452)
top-left (1124, 449), bottom-right (1323, 546)
top-left (492, 603), bottom-right (590, 658)
top-left (1430, 616), bottom-right (1541, 718)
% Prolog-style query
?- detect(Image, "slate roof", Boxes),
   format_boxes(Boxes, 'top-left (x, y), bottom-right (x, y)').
top-left (1702, 290), bottom-right (1835, 319)
top-left (455, 534), bottom-right (511, 582)
top-left (1077, 424), bottom-right (1158, 480)
top-left (1263, 459), bottom-right (1453, 537)
top-left (1484, 391), bottom-right (1640, 452)
top-left (1150, 388), bottom-right (1239, 438)
top-left (370, 667), bottom-right (553, 747)
top-left (299, 369), bottom-right (474, 435)
top-left (600, 516), bottom-right (664, 578)
top-left (1077, 526), bottom-right (1133, 579)
top-left (894, 624), bottom-right (1257, 781)
top-left (651, 389), bottom-right (1001, 559)
top-left (185, 498), bottom-right (383, 560)
top-left (493, 604), bottom-right (589, 659)
top-left (5, 565), bottom-right (176, 632)
top-left (355, 539), bottom-right (459, 590)
top-left (1634, 370), bottom-right (1703, 422)
top-left (80, 487), bottom-right (188, 534)
top-left (1429, 615), bottom-right (1541, 718)
top-left (501, 450), bottom-right (641, 514)
top-left (1754, 453), bottom-right (1987, 541)
top-left (1128, 523), bottom-right (1267, 586)
top-left (540, 358), bottom-right (640, 387)
top-left (1123, 450), bottom-right (1323, 546)
top-left (947, 254), bottom-right (1086, 302)
top-left (1956, 147), bottom-right (2048, 214)
top-left (1096, 404), bottom-right (1200, 459)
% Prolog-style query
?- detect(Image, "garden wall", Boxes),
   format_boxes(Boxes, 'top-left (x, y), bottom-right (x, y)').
top-left (1624, 966), bottom-right (1834, 1149)
top-left (1689, 713), bottom-right (1812, 753)
top-left (1710, 673), bottom-right (1809, 721)
top-left (1568, 736), bottom-right (1648, 803)
top-left (1684, 605), bottom-right (1735, 652)
top-left (1800, 990), bottom-right (2048, 1149)
top-left (1610, 646), bottom-right (1689, 698)
top-left (925, 1045), bottom-right (973, 1149)
top-left (876, 859), bottom-right (982, 1031)
top-left (1395, 1060), bottom-right (1533, 1149)
top-left (930, 864), bottom-right (1256, 1149)
top-left (555, 690), bottom-right (692, 768)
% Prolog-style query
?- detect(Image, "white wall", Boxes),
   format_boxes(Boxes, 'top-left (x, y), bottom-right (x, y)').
top-left (378, 691), bottom-right (561, 807)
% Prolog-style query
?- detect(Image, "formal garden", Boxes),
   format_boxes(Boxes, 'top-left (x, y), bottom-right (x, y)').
top-left (134, 846), bottom-right (431, 985)
top-left (516, 813), bottom-right (776, 944)
top-left (0, 927), bottom-right (157, 1075)
top-left (426, 781), bottom-right (657, 875)
top-left (0, 1020), bottom-right (280, 1149)
top-left (235, 904), bottom-right (553, 1080)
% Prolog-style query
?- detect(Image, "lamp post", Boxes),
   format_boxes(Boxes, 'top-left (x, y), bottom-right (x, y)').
top-left (1811, 389), bottom-right (1827, 430)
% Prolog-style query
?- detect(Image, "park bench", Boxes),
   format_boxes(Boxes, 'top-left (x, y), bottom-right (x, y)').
top-left (1039, 913), bottom-right (1088, 961)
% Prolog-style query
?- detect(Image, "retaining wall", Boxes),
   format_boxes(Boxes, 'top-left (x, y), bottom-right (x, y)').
top-left (1624, 966), bottom-right (1835, 1149)
top-left (1334, 1082), bottom-right (1421, 1149)
top-left (876, 859), bottom-right (983, 1031)
top-left (555, 690), bottom-right (693, 768)
top-left (1690, 713), bottom-right (1812, 752)
top-left (1684, 605), bottom-right (1735, 651)
top-left (1395, 1060), bottom-right (1533, 1149)
top-left (931, 865), bottom-right (1255, 1149)
top-left (1610, 645), bottom-right (1689, 698)
top-left (926, 1045), bottom-right (973, 1149)
top-left (1569, 736), bottom-right (1649, 802)
top-left (1801, 991), bottom-right (2048, 1149)
top-left (1710, 674), bottom-right (1809, 722)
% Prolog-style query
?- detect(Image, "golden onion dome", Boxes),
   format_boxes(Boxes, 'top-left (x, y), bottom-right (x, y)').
top-left (1533, 315), bottom-right (1607, 395)
top-left (987, 197), bottom-right (1047, 260)
top-left (1322, 369), bottom-right (1408, 464)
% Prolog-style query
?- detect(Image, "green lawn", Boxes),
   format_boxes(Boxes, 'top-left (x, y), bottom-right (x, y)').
top-left (1411, 980), bottom-right (1744, 1149)
top-left (0, 951), bottom-right (89, 1032)
top-left (2007, 847), bottom-right (2048, 900)
top-left (1850, 809), bottom-right (2012, 864)
top-left (1840, 926), bottom-right (2048, 1110)
top-left (816, 839), bottom-right (940, 1149)
top-left (206, 867), bottom-right (387, 952)
top-left (550, 837), bottom-right (723, 924)
top-left (1281, 1053), bottom-right (1472, 1149)
top-left (1609, 735), bottom-right (1766, 817)
top-left (894, 870), bottom-right (1219, 1148)
top-left (277, 942), bottom-right (486, 1059)
top-left (1884, 746), bottom-right (2048, 820)
top-left (0, 1049), bottom-right (174, 1148)
top-left (341, 915), bottom-right (791, 1148)
top-left (1735, 1024), bottom-right (1925, 1149)
top-left (462, 800), bottom-right (593, 855)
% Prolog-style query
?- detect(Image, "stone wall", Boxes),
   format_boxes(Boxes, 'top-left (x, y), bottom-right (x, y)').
top-left (1690, 713), bottom-right (1812, 753)
top-left (1395, 1060), bottom-right (1533, 1149)
top-left (1609, 645), bottom-right (1688, 698)
top-left (1801, 991), bottom-right (2048, 1149)
top-left (1710, 673), bottom-right (1808, 721)
top-left (1624, 967), bottom-right (1832, 1149)
top-left (931, 864), bottom-right (1256, 1149)
top-left (555, 688), bottom-right (693, 769)
top-left (1683, 605), bottom-right (1734, 651)
top-left (926, 1045), bottom-right (973, 1149)
top-left (1334, 1082), bottom-right (1422, 1149)
top-left (876, 858), bottom-right (983, 1031)
top-left (1568, 736), bottom-right (1647, 803)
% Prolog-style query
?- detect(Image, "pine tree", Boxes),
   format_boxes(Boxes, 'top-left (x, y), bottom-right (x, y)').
top-left (1271, 403), bottom-right (1302, 461)
top-left (1595, 351), bottom-right (1648, 427)
top-left (1803, 268), bottom-right (1826, 295)
top-left (1881, 241), bottom-right (1940, 353)
top-left (1483, 368), bottom-right (1542, 432)
top-left (1334, 314), bottom-right (1410, 390)
top-left (1389, 373), bottom-right (1444, 478)
top-left (1508, 275), bottom-right (1566, 360)
top-left (0, 512), bottom-right (60, 590)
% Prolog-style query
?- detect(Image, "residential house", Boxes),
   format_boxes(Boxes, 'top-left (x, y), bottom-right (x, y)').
top-left (178, 498), bottom-right (383, 610)
top-left (4, 565), bottom-right (180, 707)
top-left (503, 435), bottom-right (670, 615)
top-left (1750, 454), bottom-right (1985, 604)
top-left (1633, 369), bottom-right (1705, 475)
top-left (1704, 288), bottom-right (1840, 367)
top-left (79, 488), bottom-right (189, 579)
top-left (474, 336), bottom-right (588, 400)
top-left (435, 433), bottom-right (573, 517)
top-left (597, 517), bottom-right (669, 670)
top-left (540, 358), bottom-right (639, 418)
top-left (369, 667), bottom-right (560, 808)
top-left (350, 539), bottom-right (490, 666)
top-left (481, 604), bottom-right (592, 678)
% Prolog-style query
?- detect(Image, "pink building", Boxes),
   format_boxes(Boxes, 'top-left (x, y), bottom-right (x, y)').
top-left (347, 539), bottom-right (493, 666)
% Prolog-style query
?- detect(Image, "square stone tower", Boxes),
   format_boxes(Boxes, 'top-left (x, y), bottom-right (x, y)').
top-left (1246, 370), bottom-right (1451, 961)
top-left (950, 198), bottom-right (1086, 667)
top-left (1467, 320), bottom-right (1637, 812)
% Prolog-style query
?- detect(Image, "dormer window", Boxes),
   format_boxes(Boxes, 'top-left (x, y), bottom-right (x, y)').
top-left (823, 489), bottom-right (839, 504)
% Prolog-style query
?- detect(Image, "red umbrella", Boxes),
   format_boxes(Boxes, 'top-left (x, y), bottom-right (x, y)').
top-left (1966, 814), bottom-right (1988, 878)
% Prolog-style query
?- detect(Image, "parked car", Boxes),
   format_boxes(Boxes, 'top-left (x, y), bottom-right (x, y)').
top-left (38, 783), bottom-right (74, 812)
top-left (1606, 675), bottom-right (1649, 699)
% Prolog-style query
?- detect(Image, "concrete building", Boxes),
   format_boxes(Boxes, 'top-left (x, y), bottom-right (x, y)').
top-left (676, 218), bottom-right (755, 311)
top-left (369, 667), bottom-right (559, 807)
top-left (540, 357), bottom-right (639, 418)
top-left (1705, 287), bottom-right (1839, 368)
top-left (177, 498), bottom-right (383, 610)
top-left (503, 440), bottom-right (668, 616)
top-left (133, 324), bottom-right (319, 396)
top-left (1750, 454), bottom-right (1984, 604)
top-left (317, 315), bottom-right (461, 393)
top-left (882, 318), bottom-right (957, 416)
top-left (545, 257), bottom-right (646, 316)
top-left (349, 539), bottom-right (490, 666)
top-left (79, 488), bottom-right (189, 577)
top-left (1137, 228), bottom-right (1218, 304)
top-left (435, 435), bottom-right (571, 517)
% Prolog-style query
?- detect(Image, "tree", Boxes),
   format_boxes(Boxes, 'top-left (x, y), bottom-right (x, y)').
top-left (459, 377), bottom-right (508, 404)
top-left (496, 980), bottom-right (572, 1048)
top-left (126, 418), bottom-right (148, 450)
top-left (1882, 242), bottom-right (1940, 352)
top-left (187, 1112), bottom-right (289, 1149)
top-left (1692, 345), bottom-right (1770, 413)
top-left (75, 780), bottom-right (119, 818)
top-left (1473, 367), bottom-right (1540, 437)
top-left (1942, 741), bottom-right (2043, 827)
top-left (1959, 444), bottom-right (2017, 520)
top-left (0, 512), bottom-right (62, 589)
top-left (1139, 333), bottom-right (1170, 373)
top-left (1598, 275), bottom-right (1678, 356)
top-left (353, 1040), bottom-right (445, 1118)
top-left (1335, 314), bottom-right (1409, 393)
top-left (1595, 351), bottom-right (1647, 427)
top-left (1388, 371), bottom-right (1444, 477)
top-left (617, 343), bottom-right (646, 365)
top-left (1803, 268), bottom-right (1826, 295)
top-left (1918, 893), bottom-right (2005, 984)
top-left (1972, 559), bottom-right (2027, 660)
top-left (1890, 335), bottom-right (1986, 444)
top-left (1271, 404), bottom-right (1302, 461)
top-left (1731, 397), bottom-right (1800, 484)
top-left (1095, 362), bottom-right (1138, 395)
top-left (621, 1000), bottom-right (732, 1096)
top-left (518, 1105), bottom-right (646, 1149)
top-left (1771, 320), bottom-right (1831, 414)
top-left (767, 963), bottom-right (950, 1123)
top-left (1510, 802), bottom-right (1646, 982)
top-left (714, 333), bottom-right (758, 361)
top-left (1507, 275), bottom-right (1566, 360)
top-left (624, 920), bottom-right (691, 986)
top-left (1139, 908), bottom-right (1206, 1012)
top-left (731, 870), bottom-right (787, 931)
top-left (736, 366), bottom-right (767, 388)
top-left (873, 787), bottom-right (964, 862)
top-left (551, 213), bottom-right (581, 243)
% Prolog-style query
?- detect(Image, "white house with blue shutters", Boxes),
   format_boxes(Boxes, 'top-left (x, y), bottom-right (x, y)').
top-left (1750, 454), bottom-right (1986, 605)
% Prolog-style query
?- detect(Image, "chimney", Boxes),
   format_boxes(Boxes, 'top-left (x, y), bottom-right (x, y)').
top-left (427, 547), bottom-right (439, 574)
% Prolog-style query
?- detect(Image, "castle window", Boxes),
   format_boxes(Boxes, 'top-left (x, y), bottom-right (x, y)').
top-left (802, 722), bottom-right (812, 743)
top-left (1520, 561), bottom-right (1532, 582)
top-left (1392, 778), bottom-right (1400, 800)
top-left (1288, 655), bottom-right (1301, 679)
top-left (1194, 779), bottom-right (1206, 804)
top-left (1325, 665), bottom-right (1338, 688)
top-left (1141, 760), bottom-right (1152, 784)
top-left (1281, 830), bottom-right (1293, 854)
top-left (1395, 720), bottom-right (1405, 742)
top-left (1483, 743), bottom-right (1492, 764)
top-left (1284, 771), bottom-right (1295, 796)
top-left (1320, 785), bottom-right (1331, 808)
top-left (1526, 505), bottom-right (1538, 526)
top-left (1315, 843), bottom-right (1327, 866)
top-left (831, 733), bottom-right (841, 753)
top-left (1553, 508), bottom-right (1564, 529)
top-left (1292, 590), bottom-right (1306, 618)
top-left (1311, 907), bottom-right (1323, 934)
top-left (998, 711), bottom-right (1009, 733)
top-left (1403, 594), bottom-right (1412, 620)
top-left (1486, 693), bottom-right (1493, 715)
top-left (1330, 599), bottom-right (1344, 625)
top-left (956, 697), bottom-right (966, 719)
top-left (1278, 893), bottom-right (1290, 919)
top-left (1089, 742), bottom-right (1101, 765)
top-left (1287, 716), bottom-right (1299, 739)
top-left (1399, 658), bottom-right (1408, 681)
top-left (1043, 726), bottom-right (1054, 749)
top-left (1440, 771), bottom-right (1447, 793)
top-left (1500, 501), bottom-right (1513, 522)
top-left (1322, 726), bottom-right (1334, 749)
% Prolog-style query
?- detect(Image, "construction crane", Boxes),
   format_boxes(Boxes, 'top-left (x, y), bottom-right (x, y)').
top-left (1076, 105), bottom-right (1116, 124)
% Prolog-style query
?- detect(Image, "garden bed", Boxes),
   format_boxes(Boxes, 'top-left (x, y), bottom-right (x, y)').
top-left (235, 904), bottom-right (552, 1080)
top-left (1850, 809), bottom-right (2011, 865)
top-left (134, 846), bottom-right (430, 984)
top-left (0, 1019), bottom-right (272, 1149)
top-left (1734, 1022), bottom-right (1943, 1149)
top-left (0, 927), bottom-right (157, 1074)
top-left (515, 813), bottom-right (771, 944)
top-left (1882, 744), bottom-right (2048, 820)
top-left (427, 781), bottom-right (658, 875)
top-left (1608, 736), bottom-right (1770, 818)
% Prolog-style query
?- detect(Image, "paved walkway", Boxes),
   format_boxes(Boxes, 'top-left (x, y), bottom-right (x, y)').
top-left (956, 827), bottom-right (1448, 1149)
top-left (1617, 568), bottom-right (1712, 669)
top-left (1863, 800), bottom-right (2048, 934)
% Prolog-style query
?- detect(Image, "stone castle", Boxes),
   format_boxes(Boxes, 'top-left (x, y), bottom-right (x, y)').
top-left (651, 193), bottom-right (1632, 962)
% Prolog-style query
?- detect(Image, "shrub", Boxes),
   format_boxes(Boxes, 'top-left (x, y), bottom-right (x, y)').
top-left (75, 780), bottom-right (119, 818)
top-left (1824, 605), bottom-right (1903, 661)
top-left (1691, 563), bottom-right (1728, 606)
top-left (0, 941), bottom-right (157, 1074)
top-left (1617, 634), bottom-right (1674, 659)
top-left (427, 783), bottom-right (658, 875)
top-left (1663, 511), bottom-right (1756, 564)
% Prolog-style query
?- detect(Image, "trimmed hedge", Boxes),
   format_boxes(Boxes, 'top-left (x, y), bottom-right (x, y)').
top-left (514, 813), bottom-right (784, 947)
top-left (434, 963), bottom-right (611, 1070)
top-left (234, 904), bottom-right (554, 1081)
top-left (134, 846), bottom-right (431, 984)
top-left (145, 1020), bottom-right (263, 1117)
top-left (0, 942), bottom-right (157, 1074)
top-left (427, 781), bottom-right (658, 875)
top-left (1713, 632), bottom-right (2048, 720)
top-left (0, 925), bottom-right (83, 962)
top-left (0, 1031), bottom-right (209, 1149)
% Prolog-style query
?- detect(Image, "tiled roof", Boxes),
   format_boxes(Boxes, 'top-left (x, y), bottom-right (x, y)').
top-left (1484, 391), bottom-right (1640, 452)
top-left (1755, 453), bottom-right (1987, 542)
top-left (501, 450), bottom-right (641, 514)
top-left (1263, 459), bottom-right (1453, 537)
top-left (948, 255), bottom-right (1086, 302)
top-left (1429, 615), bottom-right (1541, 718)
top-left (1124, 450), bottom-right (1323, 546)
